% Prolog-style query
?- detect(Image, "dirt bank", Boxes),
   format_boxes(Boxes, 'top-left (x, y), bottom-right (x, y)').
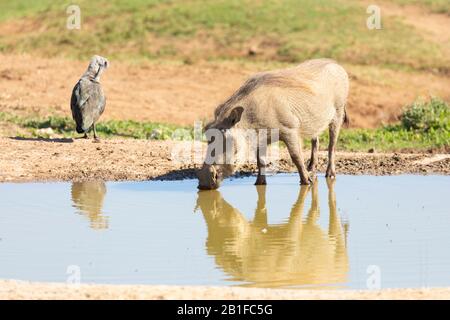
top-left (0, 137), bottom-right (449, 183)
top-left (1, 279), bottom-right (450, 300)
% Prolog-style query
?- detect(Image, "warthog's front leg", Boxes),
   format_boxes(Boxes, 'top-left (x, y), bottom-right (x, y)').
top-left (283, 129), bottom-right (311, 185)
top-left (307, 137), bottom-right (319, 174)
top-left (255, 146), bottom-right (267, 185)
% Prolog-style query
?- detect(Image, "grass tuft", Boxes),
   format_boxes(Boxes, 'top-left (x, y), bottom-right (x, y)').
top-left (331, 98), bottom-right (450, 152)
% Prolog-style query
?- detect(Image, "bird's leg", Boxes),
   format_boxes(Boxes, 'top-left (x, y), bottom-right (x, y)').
top-left (83, 133), bottom-right (89, 139)
top-left (93, 123), bottom-right (100, 142)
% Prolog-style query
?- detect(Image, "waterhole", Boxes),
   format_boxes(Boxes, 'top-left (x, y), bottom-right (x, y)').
top-left (0, 174), bottom-right (449, 289)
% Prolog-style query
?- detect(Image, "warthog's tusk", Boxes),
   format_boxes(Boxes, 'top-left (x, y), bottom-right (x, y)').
top-left (211, 165), bottom-right (217, 184)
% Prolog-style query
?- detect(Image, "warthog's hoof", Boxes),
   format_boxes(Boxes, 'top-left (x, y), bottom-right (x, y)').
top-left (300, 175), bottom-right (313, 185)
top-left (254, 176), bottom-right (267, 185)
top-left (307, 160), bottom-right (316, 173)
top-left (198, 185), bottom-right (219, 190)
top-left (325, 167), bottom-right (336, 179)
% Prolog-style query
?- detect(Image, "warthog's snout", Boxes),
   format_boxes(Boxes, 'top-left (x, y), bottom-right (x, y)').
top-left (197, 164), bottom-right (221, 190)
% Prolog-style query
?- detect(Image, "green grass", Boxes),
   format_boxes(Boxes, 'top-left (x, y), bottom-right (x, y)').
top-left (0, 112), bottom-right (193, 140)
top-left (332, 98), bottom-right (450, 152)
top-left (391, 0), bottom-right (450, 14)
top-left (0, 0), bottom-right (56, 21)
top-left (0, 0), bottom-right (448, 73)
top-left (335, 125), bottom-right (449, 152)
top-left (1, 98), bottom-right (449, 152)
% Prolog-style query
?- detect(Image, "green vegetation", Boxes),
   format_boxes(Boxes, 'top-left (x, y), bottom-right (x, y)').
top-left (0, 112), bottom-right (193, 140)
top-left (334, 98), bottom-right (450, 152)
top-left (391, 0), bottom-right (450, 14)
top-left (0, 0), bottom-right (448, 73)
top-left (401, 98), bottom-right (450, 132)
top-left (0, 0), bottom-right (56, 21)
top-left (1, 99), bottom-right (449, 152)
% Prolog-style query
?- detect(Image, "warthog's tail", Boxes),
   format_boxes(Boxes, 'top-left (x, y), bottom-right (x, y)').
top-left (343, 106), bottom-right (350, 127)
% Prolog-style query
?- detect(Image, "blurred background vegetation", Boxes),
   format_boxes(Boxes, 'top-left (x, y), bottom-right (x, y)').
top-left (0, 0), bottom-right (448, 151)
top-left (0, 0), bottom-right (448, 73)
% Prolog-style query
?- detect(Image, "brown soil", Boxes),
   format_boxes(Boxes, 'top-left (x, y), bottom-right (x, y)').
top-left (1, 279), bottom-right (450, 300)
top-left (0, 137), bottom-right (448, 183)
top-left (1, 54), bottom-right (449, 129)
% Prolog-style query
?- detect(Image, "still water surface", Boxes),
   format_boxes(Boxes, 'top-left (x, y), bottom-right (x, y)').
top-left (1, 175), bottom-right (449, 289)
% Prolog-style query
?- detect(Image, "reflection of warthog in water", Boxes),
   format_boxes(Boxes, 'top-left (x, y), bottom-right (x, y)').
top-left (196, 180), bottom-right (348, 288)
top-left (71, 181), bottom-right (108, 229)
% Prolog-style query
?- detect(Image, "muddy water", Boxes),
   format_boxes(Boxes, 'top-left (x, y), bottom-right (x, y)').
top-left (0, 175), bottom-right (449, 289)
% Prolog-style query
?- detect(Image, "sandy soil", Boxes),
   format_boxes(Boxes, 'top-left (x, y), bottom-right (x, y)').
top-left (1, 54), bottom-right (450, 129)
top-left (0, 137), bottom-right (449, 183)
top-left (1, 279), bottom-right (450, 300)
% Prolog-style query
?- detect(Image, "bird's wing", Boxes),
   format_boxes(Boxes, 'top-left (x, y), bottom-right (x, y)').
top-left (70, 79), bottom-right (91, 120)
top-left (98, 89), bottom-right (106, 116)
top-left (82, 83), bottom-right (105, 125)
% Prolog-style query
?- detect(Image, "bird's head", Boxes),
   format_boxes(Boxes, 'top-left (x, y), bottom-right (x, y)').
top-left (86, 55), bottom-right (109, 82)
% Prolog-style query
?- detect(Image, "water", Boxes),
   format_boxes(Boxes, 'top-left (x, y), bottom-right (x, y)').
top-left (0, 174), bottom-right (449, 290)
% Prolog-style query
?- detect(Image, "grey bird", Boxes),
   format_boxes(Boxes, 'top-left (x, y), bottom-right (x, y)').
top-left (71, 55), bottom-right (109, 141)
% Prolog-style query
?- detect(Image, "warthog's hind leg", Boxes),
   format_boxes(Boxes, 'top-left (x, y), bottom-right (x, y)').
top-left (326, 119), bottom-right (342, 178)
top-left (255, 146), bottom-right (267, 185)
top-left (93, 123), bottom-right (100, 143)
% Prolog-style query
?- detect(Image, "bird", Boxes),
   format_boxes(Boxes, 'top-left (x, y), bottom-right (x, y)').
top-left (71, 55), bottom-right (109, 141)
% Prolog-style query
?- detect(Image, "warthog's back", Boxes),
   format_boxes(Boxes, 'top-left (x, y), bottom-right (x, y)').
top-left (227, 59), bottom-right (349, 138)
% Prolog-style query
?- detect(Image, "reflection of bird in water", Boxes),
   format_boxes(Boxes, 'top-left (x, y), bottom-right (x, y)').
top-left (71, 181), bottom-right (108, 230)
top-left (195, 179), bottom-right (349, 289)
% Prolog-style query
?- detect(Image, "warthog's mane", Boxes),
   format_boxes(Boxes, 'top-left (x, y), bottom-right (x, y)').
top-left (215, 72), bottom-right (314, 118)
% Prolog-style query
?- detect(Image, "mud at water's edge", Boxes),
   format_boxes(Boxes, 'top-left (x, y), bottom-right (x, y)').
top-left (0, 138), bottom-right (449, 183)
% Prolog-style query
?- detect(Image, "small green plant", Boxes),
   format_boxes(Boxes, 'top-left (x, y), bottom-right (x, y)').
top-left (313, 98), bottom-right (450, 152)
top-left (401, 97), bottom-right (450, 132)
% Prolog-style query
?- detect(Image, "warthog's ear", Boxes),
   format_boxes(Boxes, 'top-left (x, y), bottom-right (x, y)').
top-left (204, 121), bottom-right (213, 132)
top-left (228, 106), bottom-right (244, 126)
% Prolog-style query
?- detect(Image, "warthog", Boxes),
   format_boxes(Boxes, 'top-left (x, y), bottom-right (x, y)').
top-left (197, 58), bottom-right (349, 190)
